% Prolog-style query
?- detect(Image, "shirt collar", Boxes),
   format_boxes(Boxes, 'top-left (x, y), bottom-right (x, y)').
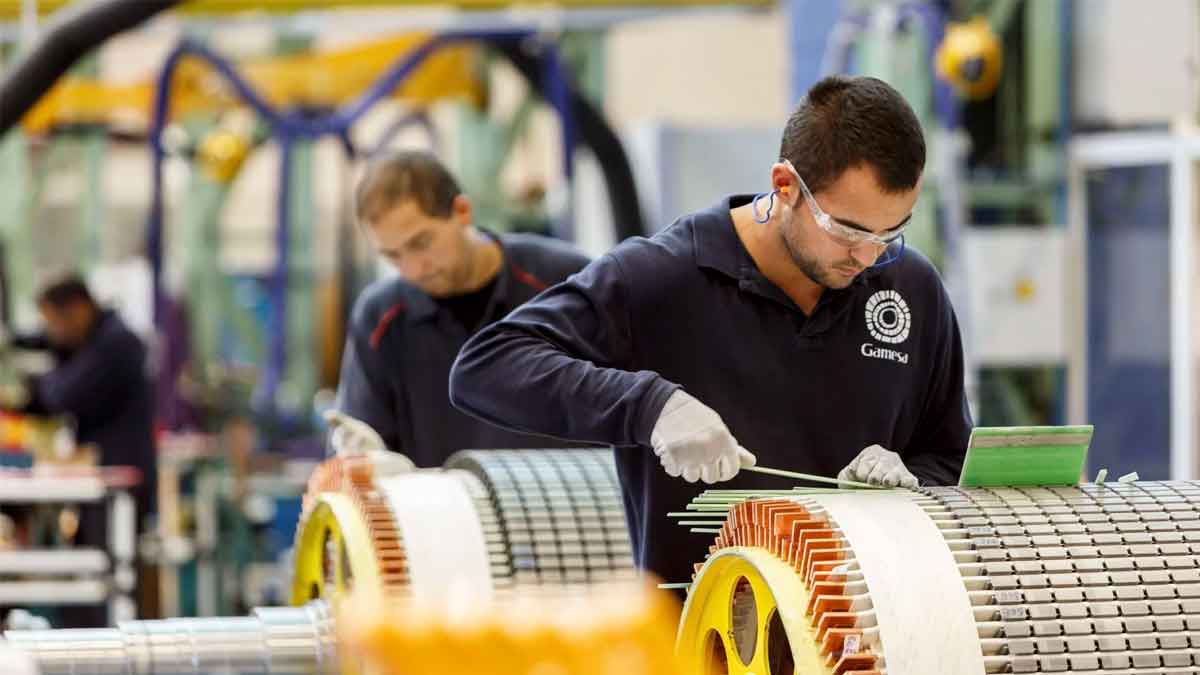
top-left (403, 228), bottom-right (512, 325)
top-left (692, 194), bottom-right (878, 290)
top-left (692, 195), bottom-right (754, 280)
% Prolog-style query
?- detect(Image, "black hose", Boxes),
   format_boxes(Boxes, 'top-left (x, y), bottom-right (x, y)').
top-left (493, 39), bottom-right (647, 241)
top-left (0, 0), bottom-right (183, 136)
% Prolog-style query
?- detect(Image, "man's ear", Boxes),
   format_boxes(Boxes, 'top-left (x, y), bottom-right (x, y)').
top-left (451, 194), bottom-right (472, 226)
top-left (771, 162), bottom-right (795, 202)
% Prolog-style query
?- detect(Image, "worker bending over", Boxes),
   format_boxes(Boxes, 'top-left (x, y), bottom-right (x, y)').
top-left (8, 276), bottom-right (156, 518)
top-left (449, 76), bottom-right (970, 584)
top-left (335, 150), bottom-right (590, 466)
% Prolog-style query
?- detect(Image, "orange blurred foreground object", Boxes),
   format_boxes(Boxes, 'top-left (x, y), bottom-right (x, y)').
top-left (338, 580), bottom-right (684, 675)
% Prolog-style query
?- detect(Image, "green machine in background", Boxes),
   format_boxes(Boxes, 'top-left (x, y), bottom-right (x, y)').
top-left (830, 0), bottom-right (1071, 429)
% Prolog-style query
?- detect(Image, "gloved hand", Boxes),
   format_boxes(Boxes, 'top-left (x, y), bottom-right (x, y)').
top-left (324, 410), bottom-right (388, 456)
top-left (650, 390), bottom-right (756, 484)
top-left (837, 444), bottom-right (919, 488)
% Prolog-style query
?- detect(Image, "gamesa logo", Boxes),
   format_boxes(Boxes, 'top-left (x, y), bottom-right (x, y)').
top-left (864, 289), bottom-right (911, 345)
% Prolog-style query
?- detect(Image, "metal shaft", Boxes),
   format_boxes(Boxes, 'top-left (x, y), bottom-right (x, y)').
top-left (3, 601), bottom-right (337, 675)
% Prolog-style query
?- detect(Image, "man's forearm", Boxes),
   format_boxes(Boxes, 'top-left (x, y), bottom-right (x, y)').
top-left (450, 326), bottom-right (676, 447)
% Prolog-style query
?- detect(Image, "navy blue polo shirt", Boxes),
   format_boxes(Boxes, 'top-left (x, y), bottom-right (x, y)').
top-left (22, 310), bottom-right (156, 518)
top-left (335, 231), bottom-right (591, 468)
top-left (450, 195), bottom-right (971, 584)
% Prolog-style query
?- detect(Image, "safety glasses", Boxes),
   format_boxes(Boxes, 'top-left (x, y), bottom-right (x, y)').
top-left (783, 160), bottom-right (910, 249)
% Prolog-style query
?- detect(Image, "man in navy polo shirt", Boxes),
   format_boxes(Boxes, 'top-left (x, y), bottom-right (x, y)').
top-left (449, 76), bottom-right (971, 584)
top-left (334, 150), bottom-right (590, 467)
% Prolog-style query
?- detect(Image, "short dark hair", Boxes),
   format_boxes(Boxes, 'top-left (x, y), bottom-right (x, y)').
top-left (779, 75), bottom-right (925, 194)
top-left (36, 275), bottom-right (95, 309)
top-left (355, 150), bottom-right (461, 225)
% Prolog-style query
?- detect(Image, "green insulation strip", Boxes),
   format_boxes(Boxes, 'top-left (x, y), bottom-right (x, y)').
top-left (958, 425), bottom-right (1094, 487)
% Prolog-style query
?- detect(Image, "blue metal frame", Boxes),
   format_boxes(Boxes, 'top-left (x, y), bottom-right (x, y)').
top-left (146, 30), bottom-right (577, 417)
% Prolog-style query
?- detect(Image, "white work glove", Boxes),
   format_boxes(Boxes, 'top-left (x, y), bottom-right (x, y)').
top-left (650, 390), bottom-right (756, 484)
top-left (837, 444), bottom-right (919, 488)
top-left (0, 644), bottom-right (37, 675)
top-left (324, 410), bottom-right (388, 456)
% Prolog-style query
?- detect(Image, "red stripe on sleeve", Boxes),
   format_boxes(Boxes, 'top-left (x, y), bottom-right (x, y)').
top-left (510, 263), bottom-right (548, 292)
top-left (369, 302), bottom-right (407, 349)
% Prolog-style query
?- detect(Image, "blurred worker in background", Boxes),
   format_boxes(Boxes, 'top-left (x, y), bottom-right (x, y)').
top-left (449, 76), bottom-right (971, 585)
top-left (3, 275), bottom-right (156, 625)
top-left (7, 276), bottom-right (156, 517)
top-left (333, 150), bottom-right (591, 466)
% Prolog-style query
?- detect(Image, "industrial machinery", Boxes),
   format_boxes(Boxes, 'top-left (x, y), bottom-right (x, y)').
top-left (293, 447), bottom-right (634, 604)
top-left (18, 452), bottom-right (1200, 673)
top-left (3, 447), bottom-right (634, 673)
top-left (677, 481), bottom-right (1200, 674)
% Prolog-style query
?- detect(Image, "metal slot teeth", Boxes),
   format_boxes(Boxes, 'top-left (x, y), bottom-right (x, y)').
top-left (445, 449), bottom-right (634, 586)
top-left (921, 481), bottom-right (1200, 674)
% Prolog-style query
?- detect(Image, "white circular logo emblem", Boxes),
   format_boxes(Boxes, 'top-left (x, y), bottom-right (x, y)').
top-left (865, 290), bottom-right (911, 344)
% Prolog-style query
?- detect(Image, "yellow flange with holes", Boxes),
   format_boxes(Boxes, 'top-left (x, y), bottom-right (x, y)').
top-left (290, 493), bottom-right (383, 607)
top-left (677, 547), bottom-right (827, 675)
